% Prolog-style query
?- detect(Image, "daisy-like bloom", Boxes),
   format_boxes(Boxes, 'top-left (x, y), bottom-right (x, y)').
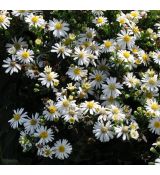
top-left (141, 74), bottom-right (160, 92)
top-left (138, 50), bottom-right (150, 66)
top-left (107, 105), bottom-right (125, 121)
top-left (89, 41), bottom-right (101, 56)
top-left (116, 12), bottom-right (129, 26)
top-left (89, 70), bottom-right (105, 89)
top-left (48, 18), bottom-right (69, 38)
top-left (152, 50), bottom-right (160, 65)
top-left (51, 42), bottom-right (72, 59)
top-left (53, 139), bottom-right (72, 160)
top-left (66, 65), bottom-right (87, 81)
top-left (79, 28), bottom-right (96, 42)
top-left (98, 106), bottom-right (108, 121)
top-left (92, 16), bottom-right (107, 27)
top-left (93, 121), bottom-right (114, 142)
top-left (38, 66), bottom-right (59, 88)
top-left (16, 48), bottom-right (34, 64)
top-left (42, 145), bottom-right (54, 159)
top-left (128, 22), bottom-right (141, 38)
top-left (6, 37), bottom-right (28, 55)
top-left (2, 55), bottom-right (21, 75)
top-left (117, 50), bottom-right (134, 63)
top-left (81, 100), bottom-right (99, 115)
top-left (115, 125), bottom-right (130, 141)
top-left (8, 108), bottom-right (28, 129)
top-left (102, 77), bottom-right (123, 98)
top-left (145, 99), bottom-right (160, 117)
top-left (56, 95), bottom-right (76, 114)
top-left (12, 10), bottom-right (30, 19)
top-left (117, 30), bottom-right (136, 50)
top-left (63, 106), bottom-right (81, 124)
top-left (123, 72), bottom-right (140, 88)
top-left (25, 13), bottom-right (45, 28)
top-left (0, 10), bottom-right (11, 29)
top-left (34, 126), bottom-right (54, 144)
top-left (43, 100), bottom-right (60, 121)
top-left (73, 47), bottom-right (90, 67)
top-left (129, 11), bottom-right (141, 21)
top-left (148, 117), bottom-right (160, 135)
top-left (101, 39), bottom-right (115, 53)
top-left (23, 113), bottom-right (40, 134)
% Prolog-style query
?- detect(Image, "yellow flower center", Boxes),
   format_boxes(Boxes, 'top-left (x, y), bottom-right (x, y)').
top-left (0, 15), bottom-right (5, 23)
top-left (47, 73), bottom-right (53, 81)
top-left (73, 68), bottom-right (81, 75)
top-left (122, 126), bottom-right (129, 133)
top-left (123, 51), bottom-right (130, 58)
top-left (63, 100), bottom-right (69, 107)
top-left (95, 74), bottom-right (102, 81)
top-left (45, 149), bottom-right (52, 156)
top-left (133, 27), bottom-right (139, 33)
top-left (142, 54), bottom-right (148, 61)
top-left (48, 106), bottom-right (57, 114)
top-left (79, 52), bottom-right (84, 59)
top-left (97, 17), bottom-right (104, 24)
top-left (151, 103), bottom-right (159, 111)
top-left (69, 117), bottom-right (75, 124)
top-left (31, 16), bottom-right (39, 23)
top-left (119, 18), bottom-right (125, 24)
top-left (154, 121), bottom-right (160, 128)
top-left (22, 51), bottom-right (30, 59)
top-left (113, 107), bottom-right (120, 114)
top-left (108, 83), bottom-right (116, 90)
top-left (104, 41), bottom-right (112, 48)
top-left (55, 22), bottom-right (63, 30)
top-left (39, 131), bottom-right (48, 139)
top-left (58, 145), bottom-right (65, 152)
top-left (13, 114), bottom-right (20, 121)
top-left (148, 78), bottom-right (156, 85)
top-left (131, 11), bottom-right (138, 18)
top-left (86, 32), bottom-right (93, 38)
top-left (87, 101), bottom-right (94, 109)
top-left (30, 119), bottom-right (37, 125)
top-left (123, 35), bottom-right (131, 42)
top-left (10, 61), bottom-right (16, 67)
top-left (101, 126), bottom-right (108, 133)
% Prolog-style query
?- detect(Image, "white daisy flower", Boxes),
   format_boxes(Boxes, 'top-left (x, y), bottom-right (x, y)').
top-left (53, 139), bottom-right (72, 160)
top-left (148, 117), bottom-right (160, 135)
top-left (34, 126), bottom-right (54, 144)
top-left (145, 99), bottom-right (160, 117)
top-left (79, 28), bottom-right (96, 42)
top-left (89, 70), bottom-right (105, 89)
top-left (66, 65), bottom-right (87, 81)
top-left (43, 100), bottom-right (60, 121)
top-left (152, 50), bottom-right (160, 65)
top-left (142, 75), bottom-right (160, 92)
top-left (81, 100), bottom-right (99, 115)
top-left (117, 30), bottom-right (136, 50)
top-left (56, 96), bottom-right (76, 114)
top-left (101, 39), bottom-right (115, 53)
top-left (48, 18), bottom-right (69, 38)
top-left (0, 10), bottom-right (11, 29)
top-left (51, 42), bottom-right (72, 59)
top-left (117, 12), bottom-right (129, 25)
top-left (6, 37), bottom-right (28, 54)
top-left (8, 108), bottom-right (28, 129)
top-left (92, 16), bottom-right (107, 27)
top-left (138, 50), bottom-right (150, 66)
top-left (23, 113), bottom-right (40, 134)
top-left (38, 66), bottom-right (59, 88)
top-left (42, 145), bottom-right (54, 159)
top-left (12, 10), bottom-right (30, 19)
top-left (73, 47), bottom-right (90, 67)
top-left (16, 48), bottom-right (34, 64)
top-left (2, 55), bottom-right (21, 75)
top-left (115, 125), bottom-right (130, 141)
top-left (25, 13), bottom-right (46, 28)
top-left (107, 105), bottom-right (125, 121)
top-left (123, 72), bottom-right (140, 88)
top-left (102, 77), bottom-right (123, 98)
top-left (93, 121), bottom-right (114, 142)
top-left (92, 10), bottom-right (104, 17)
top-left (117, 50), bottom-right (134, 63)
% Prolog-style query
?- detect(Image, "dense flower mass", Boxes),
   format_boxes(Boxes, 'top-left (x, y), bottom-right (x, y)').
top-left (0, 10), bottom-right (160, 164)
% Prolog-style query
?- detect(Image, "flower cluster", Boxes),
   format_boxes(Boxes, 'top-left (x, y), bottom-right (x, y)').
top-left (1, 10), bottom-right (160, 163)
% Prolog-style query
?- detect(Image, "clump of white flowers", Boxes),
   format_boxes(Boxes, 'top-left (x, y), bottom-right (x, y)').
top-left (1, 10), bottom-right (160, 163)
